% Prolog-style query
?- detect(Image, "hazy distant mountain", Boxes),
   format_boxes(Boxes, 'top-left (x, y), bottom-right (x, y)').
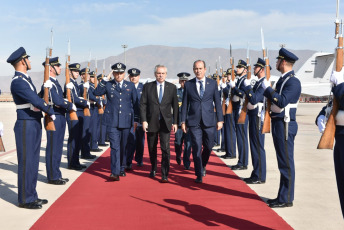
top-left (0, 45), bottom-right (315, 92)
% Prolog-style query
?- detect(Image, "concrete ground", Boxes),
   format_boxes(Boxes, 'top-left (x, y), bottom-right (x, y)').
top-left (0, 102), bottom-right (342, 229)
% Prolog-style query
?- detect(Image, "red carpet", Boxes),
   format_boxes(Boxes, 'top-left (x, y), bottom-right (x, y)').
top-left (31, 136), bottom-right (292, 230)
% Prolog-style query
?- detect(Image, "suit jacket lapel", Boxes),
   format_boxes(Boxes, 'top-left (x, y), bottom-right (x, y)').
top-left (191, 78), bottom-right (201, 100)
top-left (153, 81), bottom-right (159, 103)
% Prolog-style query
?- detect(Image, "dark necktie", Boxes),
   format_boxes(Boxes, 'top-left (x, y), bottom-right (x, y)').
top-left (159, 84), bottom-right (163, 103)
top-left (199, 81), bottom-right (204, 99)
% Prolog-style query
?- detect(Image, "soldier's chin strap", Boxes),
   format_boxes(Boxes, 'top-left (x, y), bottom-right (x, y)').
top-left (51, 65), bottom-right (59, 76)
top-left (23, 58), bottom-right (29, 71)
top-left (254, 67), bottom-right (263, 77)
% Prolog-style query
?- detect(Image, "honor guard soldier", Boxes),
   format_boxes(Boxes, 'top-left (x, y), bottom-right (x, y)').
top-left (242, 58), bottom-right (268, 184)
top-left (97, 74), bottom-right (109, 147)
top-left (222, 68), bottom-right (237, 159)
top-left (88, 71), bottom-right (102, 152)
top-left (8, 47), bottom-right (55, 209)
top-left (229, 60), bottom-right (249, 170)
top-left (79, 68), bottom-right (95, 159)
top-left (126, 68), bottom-right (145, 168)
top-left (41, 57), bottom-right (77, 185)
top-left (65, 63), bottom-right (89, 170)
top-left (263, 48), bottom-right (301, 208)
top-left (94, 63), bottom-right (139, 181)
top-left (174, 72), bottom-right (192, 169)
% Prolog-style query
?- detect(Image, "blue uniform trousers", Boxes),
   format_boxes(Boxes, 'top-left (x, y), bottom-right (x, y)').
top-left (224, 114), bottom-right (236, 157)
top-left (98, 114), bottom-right (107, 145)
top-left (220, 126), bottom-right (225, 150)
top-left (174, 128), bottom-right (191, 168)
top-left (108, 127), bottom-right (130, 175)
top-left (248, 114), bottom-right (266, 181)
top-left (90, 106), bottom-right (99, 150)
top-left (234, 108), bottom-right (249, 166)
top-left (272, 118), bottom-right (297, 203)
top-left (15, 119), bottom-right (42, 204)
top-left (45, 115), bottom-right (66, 181)
top-left (126, 125), bottom-right (145, 166)
top-left (80, 111), bottom-right (91, 157)
top-left (66, 113), bottom-right (81, 167)
top-left (189, 122), bottom-right (215, 177)
top-left (334, 133), bottom-right (344, 218)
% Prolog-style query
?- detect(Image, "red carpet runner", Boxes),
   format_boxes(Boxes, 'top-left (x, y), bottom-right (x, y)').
top-left (32, 137), bottom-right (292, 230)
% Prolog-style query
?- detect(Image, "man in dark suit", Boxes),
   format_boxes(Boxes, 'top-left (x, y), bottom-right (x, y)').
top-left (181, 60), bottom-right (224, 183)
top-left (140, 65), bottom-right (178, 183)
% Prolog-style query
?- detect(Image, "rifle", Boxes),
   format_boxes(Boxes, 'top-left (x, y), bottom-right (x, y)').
top-left (216, 57), bottom-right (220, 86)
top-left (94, 57), bottom-right (104, 114)
top-left (238, 43), bottom-right (251, 124)
top-left (43, 29), bottom-right (56, 131)
top-left (65, 39), bottom-right (78, 121)
top-left (225, 44), bottom-right (235, 114)
top-left (83, 52), bottom-right (91, 117)
top-left (0, 136), bottom-right (5, 152)
top-left (317, 15), bottom-right (343, 149)
top-left (260, 28), bottom-right (271, 134)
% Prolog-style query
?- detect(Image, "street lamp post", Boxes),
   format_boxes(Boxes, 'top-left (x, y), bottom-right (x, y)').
top-left (121, 45), bottom-right (128, 65)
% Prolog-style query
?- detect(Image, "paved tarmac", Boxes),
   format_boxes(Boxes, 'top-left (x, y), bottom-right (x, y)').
top-left (0, 102), bottom-right (342, 229)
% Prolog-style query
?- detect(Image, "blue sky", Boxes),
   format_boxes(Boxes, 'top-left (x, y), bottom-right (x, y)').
top-left (0, 0), bottom-right (339, 75)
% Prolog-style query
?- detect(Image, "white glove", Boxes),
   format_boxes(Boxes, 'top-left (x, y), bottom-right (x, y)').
top-left (229, 80), bottom-right (236, 88)
top-left (72, 103), bottom-right (77, 112)
top-left (330, 69), bottom-right (344, 86)
top-left (225, 98), bottom-right (229, 106)
top-left (99, 101), bottom-right (103, 107)
top-left (44, 80), bottom-right (53, 88)
top-left (50, 114), bottom-right (56, 121)
top-left (262, 79), bottom-right (271, 90)
top-left (0, 122), bottom-right (3, 136)
top-left (87, 101), bottom-right (90, 108)
top-left (243, 79), bottom-right (251, 87)
top-left (66, 82), bottom-right (74, 89)
top-left (84, 82), bottom-right (90, 89)
top-left (103, 76), bottom-right (109, 82)
top-left (317, 115), bottom-right (326, 133)
top-left (106, 71), bottom-right (113, 81)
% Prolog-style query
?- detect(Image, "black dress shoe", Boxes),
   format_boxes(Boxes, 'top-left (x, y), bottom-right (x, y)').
top-left (19, 202), bottom-right (42, 209)
top-left (137, 162), bottom-right (143, 167)
top-left (81, 154), bottom-right (96, 159)
top-left (231, 165), bottom-right (248, 170)
top-left (266, 198), bottom-right (278, 204)
top-left (202, 167), bottom-right (206, 177)
top-left (79, 164), bottom-right (87, 168)
top-left (160, 177), bottom-right (169, 183)
top-left (61, 178), bottom-right (69, 182)
top-left (244, 178), bottom-right (265, 184)
top-left (90, 148), bottom-right (102, 152)
top-left (68, 165), bottom-right (83, 170)
top-left (195, 176), bottom-right (203, 183)
top-left (119, 171), bottom-right (126, 177)
top-left (36, 198), bottom-right (48, 205)
top-left (184, 165), bottom-right (190, 170)
top-left (176, 158), bottom-right (181, 165)
top-left (48, 179), bottom-right (66, 185)
top-left (217, 149), bottom-right (225, 152)
top-left (221, 155), bottom-right (233, 159)
top-left (109, 174), bottom-right (120, 181)
top-left (98, 143), bottom-right (109, 147)
top-left (269, 200), bottom-right (293, 208)
top-left (149, 171), bottom-right (156, 178)
top-left (126, 164), bottom-right (132, 171)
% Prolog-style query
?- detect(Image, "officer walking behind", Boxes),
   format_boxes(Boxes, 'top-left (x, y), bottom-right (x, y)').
top-left (242, 58), bottom-right (268, 184)
top-left (126, 68), bottom-right (145, 169)
top-left (94, 63), bottom-right (139, 181)
top-left (42, 57), bottom-right (76, 185)
top-left (263, 48), bottom-right (301, 208)
top-left (8, 47), bottom-right (55, 209)
top-left (174, 72), bottom-right (192, 169)
top-left (65, 63), bottom-right (89, 170)
top-left (97, 74), bottom-right (109, 147)
top-left (229, 60), bottom-right (249, 170)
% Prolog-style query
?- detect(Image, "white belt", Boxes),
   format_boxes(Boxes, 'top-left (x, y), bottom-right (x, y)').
top-left (232, 95), bottom-right (240, 102)
top-left (336, 110), bottom-right (344, 126)
top-left (247, 102), bottom-right (257, 110)
top-left (16, 103), bottom-right (40, 112)
top-left (271, 103), bottom-right (298, 122)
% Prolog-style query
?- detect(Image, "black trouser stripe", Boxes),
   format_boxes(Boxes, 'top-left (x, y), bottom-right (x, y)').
top-left (256, 116), bottom-right (262, 180)
top-left (229, 117), bottom-right (234, 155)
top-left (49, 131), bottom-right (54, 179)
top-left (22, 120), bottom-right (27, 203)
top-left (284, 123), bottom-right (292, 203)
top-left (240, 124), bottom-right (246, 165)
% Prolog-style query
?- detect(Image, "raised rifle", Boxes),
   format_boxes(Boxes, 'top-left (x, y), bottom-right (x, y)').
top-left (238, 43), bottom-right (251, 124)
top-left (83, 52), bottom-right (91, 117)
top-left (317, 16), bottom-right (343, 149)
top-left (65, 39), bottom-right (78, 121)
top-left (260, 28), bottom-right (271, 134)
top-left (225, 44), bottom-right (235, 114)
top-left (94, 57), bottom-right (104, 114)
top-left (43, 29), bottom-right (56, 131)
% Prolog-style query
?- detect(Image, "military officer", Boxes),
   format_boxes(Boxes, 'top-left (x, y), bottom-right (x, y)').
top-left (126, 68), bottom-right (145, 168)
top-left (242, 58), bottom-right (268, 184)
top-left (88, 71), bottom-right (102, 152)
top-left (41, 57), bottom-right (76, 185)
top-left (174, 72), bottom-right (192, 169)
top-left (94, 63), bottom-right (139, 181)
top-left (263, 48), bottom-right (301, 208)
top-left (8, 47), bottom-right (55, 209)
top-left (97, 74), bottom-right (109, 147)
top-left (65, 63), bottom-right (89, 170)
top-left (229, 60), bottom-right (249, 170)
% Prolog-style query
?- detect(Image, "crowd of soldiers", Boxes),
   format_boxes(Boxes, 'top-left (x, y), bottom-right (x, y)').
top-left (7, 46), bottom-right (302, 211)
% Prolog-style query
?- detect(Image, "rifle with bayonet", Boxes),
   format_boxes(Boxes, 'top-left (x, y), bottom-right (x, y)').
top-left (261, 28), bottom-right (271, 134)
top-left (317, 4), bottom-right (342, 149)
top-left (225, 44), bottom-right (235, 114)
top-left (65, 39), bottom-right (78, 121)
top-left (94, 57), bottom-right (104, 114)
top-left (237, 43), bottom-right (251, 124)
top-left (83, 53), bottom-right (91, 117)
top-left (43, 29), bottom-right (56, 131)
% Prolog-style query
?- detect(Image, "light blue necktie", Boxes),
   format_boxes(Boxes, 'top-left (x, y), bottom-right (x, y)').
top-left (159, 84), bottom-right (163, 103)
top-left (199, 81), bottom-right (204, 99)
